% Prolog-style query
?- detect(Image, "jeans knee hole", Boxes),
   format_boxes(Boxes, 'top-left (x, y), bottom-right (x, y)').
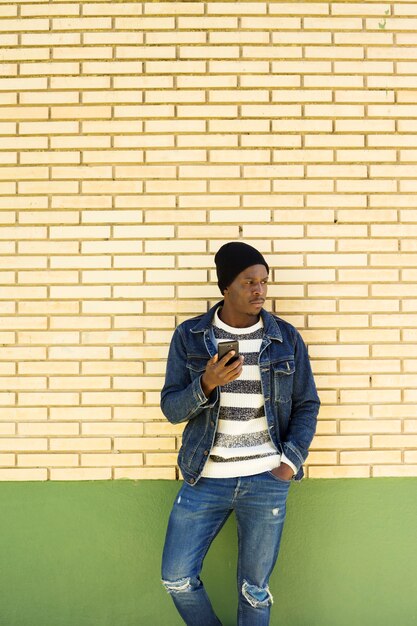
top-left (241, 579), bottom-right (273, 608)
top-left (162, 576), bottom-right (200, 594)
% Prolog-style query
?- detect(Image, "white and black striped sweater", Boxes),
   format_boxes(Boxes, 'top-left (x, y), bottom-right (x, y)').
top-left (201, 307), bottom-right (296, 479)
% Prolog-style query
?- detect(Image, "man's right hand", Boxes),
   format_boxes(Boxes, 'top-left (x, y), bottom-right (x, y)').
top-left (201, 351), bottom-right (244, 399)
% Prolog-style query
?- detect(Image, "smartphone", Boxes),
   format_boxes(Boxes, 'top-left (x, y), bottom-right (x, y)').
top-left (217, 340), bottom-right (239, 364)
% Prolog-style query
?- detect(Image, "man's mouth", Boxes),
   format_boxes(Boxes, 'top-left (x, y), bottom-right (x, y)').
top-left (250, 299), bottom-right (264, 305)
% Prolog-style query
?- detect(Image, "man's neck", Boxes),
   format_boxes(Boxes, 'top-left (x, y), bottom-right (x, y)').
top-left (218, 305), bottom-right (260, 329)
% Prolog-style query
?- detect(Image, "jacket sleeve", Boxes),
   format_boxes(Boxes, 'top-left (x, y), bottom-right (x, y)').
top-left (281, 330), bottom-right (320, 472)
top-left (160, 325), bottom-right (219, 424)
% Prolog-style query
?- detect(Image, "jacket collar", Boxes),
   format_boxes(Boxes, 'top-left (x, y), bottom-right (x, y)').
top-left (190, 300), bottom-right (283, 342)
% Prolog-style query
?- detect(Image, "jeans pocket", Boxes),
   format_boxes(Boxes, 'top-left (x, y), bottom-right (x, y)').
top-left (266, 470), bottom-right (292, 485)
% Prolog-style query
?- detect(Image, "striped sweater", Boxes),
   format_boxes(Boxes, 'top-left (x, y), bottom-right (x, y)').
top-left (201, 307), bottom-right (282, 479)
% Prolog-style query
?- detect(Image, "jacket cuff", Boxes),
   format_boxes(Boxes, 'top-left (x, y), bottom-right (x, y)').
top-left (280, 453), bottom-right (298, 475)
top-left (282, 441), bottom-right (305, 473)
top-left (195, 375), bottom-right (219, 408)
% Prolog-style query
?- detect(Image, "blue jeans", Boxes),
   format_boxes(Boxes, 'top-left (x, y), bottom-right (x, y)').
top-left (161, 472), bottom-right (291, 626)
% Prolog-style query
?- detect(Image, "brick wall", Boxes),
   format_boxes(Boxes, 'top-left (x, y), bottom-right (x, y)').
top-left (1, 0), bottom-right (416, 480)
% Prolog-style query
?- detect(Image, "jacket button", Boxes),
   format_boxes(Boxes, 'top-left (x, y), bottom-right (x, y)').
top-left (210, 421), bottom-right (215, 427)
top-left (203, 450), bottom-right (209, 456)
top-left (190, 478), bottom-right (195, 484)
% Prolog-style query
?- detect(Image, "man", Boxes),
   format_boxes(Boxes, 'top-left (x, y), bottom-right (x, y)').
top-left (160, 241), bottom-right (320, 626)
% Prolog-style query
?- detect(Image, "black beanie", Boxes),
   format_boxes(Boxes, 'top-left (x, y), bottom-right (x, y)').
top-left (215, 241), bottom-right (269, 294)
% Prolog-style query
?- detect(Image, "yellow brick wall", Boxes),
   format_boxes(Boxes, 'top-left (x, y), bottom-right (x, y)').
top-left (1, 0), bottom-right (416, 480)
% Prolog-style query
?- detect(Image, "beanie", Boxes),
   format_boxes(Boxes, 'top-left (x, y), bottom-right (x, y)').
top-left (215, 241), bottom-right (269, 294)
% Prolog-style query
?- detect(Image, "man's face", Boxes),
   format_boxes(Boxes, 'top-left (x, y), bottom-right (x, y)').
top-left (223, 264), bottom-right (269, 316)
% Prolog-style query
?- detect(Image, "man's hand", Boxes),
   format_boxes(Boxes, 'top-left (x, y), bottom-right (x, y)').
top-left (270, 462), bottom-right (294, 481)
top-left (201, 351), bottom-right (244, 398)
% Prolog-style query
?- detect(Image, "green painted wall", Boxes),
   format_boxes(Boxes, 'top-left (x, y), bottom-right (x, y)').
top-left (0, 479), bottom-right (416, 626)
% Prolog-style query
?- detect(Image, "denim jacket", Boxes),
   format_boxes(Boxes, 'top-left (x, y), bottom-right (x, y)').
top-left (161, 301), bottom-right (320, 485)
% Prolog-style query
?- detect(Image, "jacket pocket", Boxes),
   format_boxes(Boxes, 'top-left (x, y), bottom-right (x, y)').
top-left (186, 357), bottom-right (208, 381)
top-left (273, 358), bottom-right (295, 403)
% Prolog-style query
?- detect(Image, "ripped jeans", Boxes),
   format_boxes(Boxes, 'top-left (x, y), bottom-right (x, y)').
top-left (161, 471), bottom-right (291, 626)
